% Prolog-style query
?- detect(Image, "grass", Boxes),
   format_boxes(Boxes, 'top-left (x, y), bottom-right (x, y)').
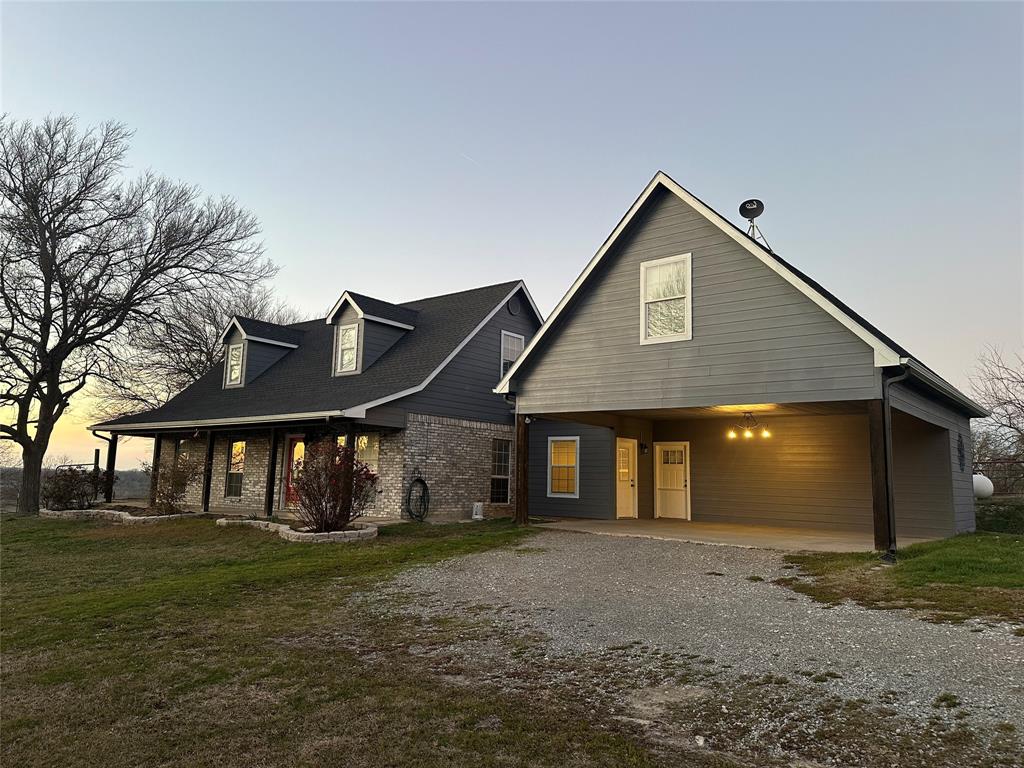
top-left (976, 497), bottom-right (1024, 534)
top-left (781, 533), bottom-right (1024, 624)
top-left (0, 513), bottom-right (682, 768)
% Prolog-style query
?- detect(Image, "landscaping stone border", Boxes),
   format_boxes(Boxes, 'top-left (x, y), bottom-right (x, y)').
top-left (39, 508), bottom-right (198, 525)
top-left (215, 518), bottom-right (378, 543)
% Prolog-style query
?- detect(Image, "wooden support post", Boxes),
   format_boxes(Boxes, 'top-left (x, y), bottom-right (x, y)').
top-left (201, 431), bottom-right (215, 513)
top-left (103, 434), bottom-right (118, 503)
top-left (149, 437), bottom-right (162, 507)
top-left (264, 428), bottom-right (280, 517)
top-left (340, 422), bottom-right (356, 517)
top-left (867, 400), bottom-right (892, 552)
top-left (514, 413), bottom-right (529, 525)
top-left (92, 448), bottom-right (101, 501)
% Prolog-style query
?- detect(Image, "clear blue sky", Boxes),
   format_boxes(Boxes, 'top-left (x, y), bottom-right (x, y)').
top-left (3, 1), bottom-right (1022, 464)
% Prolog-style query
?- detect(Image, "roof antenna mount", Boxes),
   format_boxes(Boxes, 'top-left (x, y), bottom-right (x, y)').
top-left (739, 199), bottom-right (772, 252)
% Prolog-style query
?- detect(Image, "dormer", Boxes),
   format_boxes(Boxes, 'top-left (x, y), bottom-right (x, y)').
top-left (325, 291), bottom-right (417, 376)
top-left (218, 316), bottom-right (303, 389)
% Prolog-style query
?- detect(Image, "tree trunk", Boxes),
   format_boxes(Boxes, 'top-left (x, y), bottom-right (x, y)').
top-left (18, 444), bottom-right (44, 515)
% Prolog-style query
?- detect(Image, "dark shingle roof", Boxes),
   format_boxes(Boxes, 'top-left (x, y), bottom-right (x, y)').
top-left (97, 281), bottom-right (521, 429)
top-left (345, 292), bottom-right (419, 327)
top-left (233, 316), bottom-right (305, 346)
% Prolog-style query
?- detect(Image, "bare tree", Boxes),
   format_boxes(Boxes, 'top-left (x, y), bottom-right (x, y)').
top-left (972, 347), bottom-right (1024, 450)
top-left (0, 116), bottom-right (272, 514)
top-left (90, 283), bottom-right (304, 421)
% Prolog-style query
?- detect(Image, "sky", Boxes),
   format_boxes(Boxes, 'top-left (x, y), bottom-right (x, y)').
top-left (2, 1), bottom-right (1022, 469)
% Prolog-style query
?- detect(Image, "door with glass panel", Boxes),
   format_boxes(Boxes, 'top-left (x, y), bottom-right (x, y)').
top-left (654, 442), bottom-right (690, 519)
top-left (284, 436), bottom-right (305, 506)
top-left (615, 438), bottom-right (638, 518)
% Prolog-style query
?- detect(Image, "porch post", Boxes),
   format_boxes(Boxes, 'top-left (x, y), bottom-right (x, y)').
top-left (264, 428), bottom-right (280, 517)
top-left (514, 413), bottom-right (529, 525)
top-left (867, 400), bottom-right (893, 552)
top-left (149, 436), bottom-right (162, 506)
top-left (103, 434), bottom-right (118, 502)
top-left (201, 431), bottom-right (215, 513)
top-left (341, 422), bottom-right (356, 517)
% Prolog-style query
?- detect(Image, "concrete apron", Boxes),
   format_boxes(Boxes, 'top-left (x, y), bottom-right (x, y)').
top-left (533, 517), bottom-right (937, 553)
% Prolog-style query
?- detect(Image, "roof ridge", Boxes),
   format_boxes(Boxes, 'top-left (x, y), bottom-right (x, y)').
top-left (400, 279), bottom-right (521, 307)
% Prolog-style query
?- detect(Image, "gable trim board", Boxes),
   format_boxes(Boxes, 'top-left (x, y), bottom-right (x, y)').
top-left (325, 291), bottom-right (416, 330)
top-left (340, 282), bottom-right (540, 419)
top-left (217, 317), bottom-right (300, 349)
top-left (90, 281), bottom-right (542, 432)
top-left (495, 171), bottom-right (985, 419)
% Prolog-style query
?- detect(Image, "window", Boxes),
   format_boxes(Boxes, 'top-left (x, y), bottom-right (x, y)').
top-left (335, 323), bottom-right (359, 374)
top-left (490, 438), bottom-right (511, 503)
top-left (225, 343), bottom-right (244, 385)
top-left (547, 436), bottom-right (579, 498)
top-left (225, 440), bottom-right (245, 497)
top-left (338, 433), bottom-right (380, 471)
top-left (500, 331), bottom-right (525, 376)
top-left (640, 253), bottom-right (691, 344)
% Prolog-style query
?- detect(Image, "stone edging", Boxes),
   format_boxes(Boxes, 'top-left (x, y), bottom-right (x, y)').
top-left (39, 508), bottom-right (198, 525)
top-left (215, 518), bottom-right (378, 543)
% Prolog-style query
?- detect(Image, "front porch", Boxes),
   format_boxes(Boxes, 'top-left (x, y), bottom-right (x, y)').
top-left (533, 517), bottom-right (938, 552)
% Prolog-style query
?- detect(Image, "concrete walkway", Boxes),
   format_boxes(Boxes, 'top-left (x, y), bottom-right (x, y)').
top-left (533, 517), bottom-right (932, 552)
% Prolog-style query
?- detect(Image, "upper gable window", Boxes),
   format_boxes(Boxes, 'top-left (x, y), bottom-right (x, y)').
top-left (500, 331), bottom-right (525, 376)
top-left (335, 323), bottom-right (359, 374)
top-left (640, 253), bottom-right (692, 344)
top-left (225, 343), bottom-right (244, 386)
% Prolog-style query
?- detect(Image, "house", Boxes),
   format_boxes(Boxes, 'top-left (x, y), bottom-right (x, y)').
top-left (497, 172), bottom-right (987, 551)
top-left (91, 281), bottom-right (542, 520)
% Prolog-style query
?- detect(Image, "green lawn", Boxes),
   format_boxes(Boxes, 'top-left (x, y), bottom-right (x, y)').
top-left (0, 514), bottom-right (678, 768)
top-left (782, 533), bottom-right (1024, 624)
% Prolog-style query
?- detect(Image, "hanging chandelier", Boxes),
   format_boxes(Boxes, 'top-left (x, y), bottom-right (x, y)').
top-left (726, 411), bottom-right (771, 440)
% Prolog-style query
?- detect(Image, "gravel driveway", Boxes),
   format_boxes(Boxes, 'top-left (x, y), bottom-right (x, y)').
top-left (376, 530), bottom-right (1024, 766)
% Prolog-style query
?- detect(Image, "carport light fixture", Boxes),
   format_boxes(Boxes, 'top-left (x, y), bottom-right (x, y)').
top-left (727, 412), bottom-right (771, 440)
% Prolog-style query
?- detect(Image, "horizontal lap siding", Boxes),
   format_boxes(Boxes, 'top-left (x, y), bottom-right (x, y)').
top-left (889, 383), bottom-right (975, 532)
top-left (528, 420), bottom-right (615, 518)
top-left (891, 410), bottom-right (955, 538)
top-left (654, 414), bottom-right (873, 531)
top-left (516, 187), bottom-right (880, 413)
top-left (398, 289), bottom-right (540, 424)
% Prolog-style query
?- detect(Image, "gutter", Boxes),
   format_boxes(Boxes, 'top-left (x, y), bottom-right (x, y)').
top-left (899, 358), bottom-right (989, 418)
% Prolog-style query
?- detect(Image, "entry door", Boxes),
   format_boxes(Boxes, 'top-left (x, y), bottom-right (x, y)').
top-left (655, 442), bottom-right (690, 519)
top-left (284, 436), bottom-right (305, 506)
top-left (615, 438), bottom-right (638, 518)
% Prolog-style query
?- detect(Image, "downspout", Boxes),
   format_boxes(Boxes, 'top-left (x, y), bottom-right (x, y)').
top-left (881, 366), bottom-right (910, 561)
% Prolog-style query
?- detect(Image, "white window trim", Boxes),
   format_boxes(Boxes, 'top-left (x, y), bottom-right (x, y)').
top-left (490, 437), bottom-right (512, 504)
top-left (225, 342), bottom-right (245, 387)
top-left (639, 252), bottom-right (692, 345)
top-left (546, 435), bottom-right (580, 499)
top-left (334, 322), bottom-right (360, 375)
top-left (499, 330), bottom-right (526, 378)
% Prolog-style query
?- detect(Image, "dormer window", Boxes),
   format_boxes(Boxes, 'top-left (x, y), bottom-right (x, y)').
top-left (225, 343), bottom-right (244, 386)
top-left (335, 323), bottom-right (359, 374)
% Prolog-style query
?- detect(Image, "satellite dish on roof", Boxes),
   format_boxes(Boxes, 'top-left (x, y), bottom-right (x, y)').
top-left (739, 198), bottom-right (772, 251)
top-left (739, 199), bottom-right (764, 220)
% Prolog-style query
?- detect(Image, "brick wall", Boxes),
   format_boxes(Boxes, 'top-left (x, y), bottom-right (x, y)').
top-left (400, 413), bottom-right (515, 521)
top-left (149, 415), bottom-right (516, 522)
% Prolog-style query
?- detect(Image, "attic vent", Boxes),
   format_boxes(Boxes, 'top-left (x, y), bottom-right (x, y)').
top-left (507, 296), bottom-right (521, 316)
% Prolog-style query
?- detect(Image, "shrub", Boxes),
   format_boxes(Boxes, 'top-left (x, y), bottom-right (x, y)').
top-left (291, 440), bottom-right (377, 533)
top-left (40, 466), bottom-right (108, 510)
top-left (153, 454), bottom-right (204, 514)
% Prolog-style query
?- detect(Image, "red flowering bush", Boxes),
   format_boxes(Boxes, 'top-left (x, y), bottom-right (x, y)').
top-left (291, 440), bottom-right (378, 532)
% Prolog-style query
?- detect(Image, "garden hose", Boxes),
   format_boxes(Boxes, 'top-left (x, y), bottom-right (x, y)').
top-left (404, 477), bottom-right (430, 521)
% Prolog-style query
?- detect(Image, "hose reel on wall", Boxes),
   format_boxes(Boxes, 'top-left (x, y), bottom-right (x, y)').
top-left (404, 471), bottom-right (430, 521)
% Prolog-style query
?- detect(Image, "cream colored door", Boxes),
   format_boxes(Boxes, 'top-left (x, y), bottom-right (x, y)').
top-left (655, 442), bottom-right (690, 519)
top-left (615, 438), bottom-right (638, 518)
